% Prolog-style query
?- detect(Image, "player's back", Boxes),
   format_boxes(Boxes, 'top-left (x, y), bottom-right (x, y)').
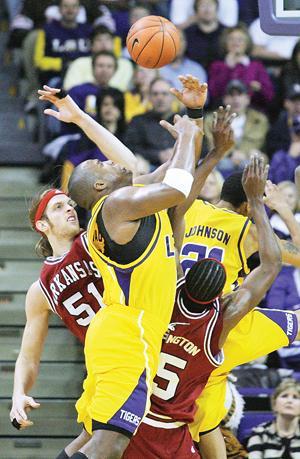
top-left (87, 195), bottom-right (177, 337)
top-left (143, 279), bottom-right (224, 427)
top-left (182, 199), bottom-right (251, 293)
top-left (39, 231), bottom-right (104, 343)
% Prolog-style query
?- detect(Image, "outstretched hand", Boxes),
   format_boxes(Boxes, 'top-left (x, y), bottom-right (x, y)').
top-left (212, 105), bottom-right (236, 156)
top-left (38, 85), bottom-right (83, 124)
top-left (160, 114), bottom-right (202, 139)
top-left (264, 180), bottom-right (288, 212)
top-left (170, 74), bottom-right (207, 109)
top-left (242, 154), bottom-right (269, 200)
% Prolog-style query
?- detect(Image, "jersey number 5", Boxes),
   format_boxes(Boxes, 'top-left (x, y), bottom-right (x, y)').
top-left (152, 352), bottom-right (187, 401)
top-left (62, 282), bottom-right (104, 326)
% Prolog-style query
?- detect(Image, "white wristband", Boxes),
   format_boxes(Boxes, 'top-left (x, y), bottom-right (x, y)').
top-left (163, 168), bottom-right (194, 198)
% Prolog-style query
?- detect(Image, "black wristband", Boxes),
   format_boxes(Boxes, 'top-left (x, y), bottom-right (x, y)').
top-left (11, 418), bottom-right (21, 430)
top-left (187, 107), bottom-right (203, 119)
top-left (56, 89), bottom-right (68, 99)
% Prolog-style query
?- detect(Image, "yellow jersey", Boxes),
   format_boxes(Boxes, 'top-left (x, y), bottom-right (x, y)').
top-left (182, 200), bottom-right (251, 294)
top-left (87, 195), bottom-right (177, 336)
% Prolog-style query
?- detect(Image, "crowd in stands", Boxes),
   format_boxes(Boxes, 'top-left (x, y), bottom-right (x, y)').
top-left (4, 0), bottom-right (300, 457)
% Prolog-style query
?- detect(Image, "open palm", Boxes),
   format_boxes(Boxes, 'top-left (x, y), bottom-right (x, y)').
top-left (171, 75), bottom-right (208, 109)
top-left (38, 86), bottom-right (82, 124)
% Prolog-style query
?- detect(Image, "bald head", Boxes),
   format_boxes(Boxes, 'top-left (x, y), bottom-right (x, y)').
top-left (68, 159), bottom-right (133, 209)
top-left (68, 162), bottom-right (98, 210)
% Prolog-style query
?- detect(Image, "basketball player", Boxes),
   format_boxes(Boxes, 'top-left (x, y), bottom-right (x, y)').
top-left (38, 83), bottom-right (205, 458)
top-left (121, 154), bottom-right (294, 458)
top-left (9, 84), bottom-right (153, 443)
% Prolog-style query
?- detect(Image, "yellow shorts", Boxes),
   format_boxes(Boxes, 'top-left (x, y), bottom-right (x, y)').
top-left (189, 307), bottom-right (298, 440)
top-left (76, 304), bottom-right (163, 436)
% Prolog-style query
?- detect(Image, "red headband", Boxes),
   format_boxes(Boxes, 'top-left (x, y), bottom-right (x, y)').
top-left (34, 189), bottom-right (67, 233)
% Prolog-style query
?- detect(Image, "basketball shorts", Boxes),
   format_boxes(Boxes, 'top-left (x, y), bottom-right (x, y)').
top-left (189, 307), bottom-right (298, 440)
top-left (122, 422), bottom-right (200, 459)
top-left (76, 304), bottom-right (162, 436)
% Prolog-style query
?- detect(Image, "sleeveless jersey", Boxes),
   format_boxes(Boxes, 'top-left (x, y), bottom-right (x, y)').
top-left (182, 199), bottom-right (251, 294)
top-left (143, 278), bottom-right (224, 428)
top-left (87, 195), bottom-right (177, 336)
top-left (39, 231), bottom-right (104, 343)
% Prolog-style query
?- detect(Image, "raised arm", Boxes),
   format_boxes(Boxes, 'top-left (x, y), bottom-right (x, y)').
top-left (38, 86), bottom-right (138, 175)
top-left (104, 115), bottom-right (200, 238)
top-left (219, 155), bottom-right (282, 348)
top-left (10, 281), bottom-right (50, 429)
top-left (136, 75), bottom-right (207, 186)
top-left (170, 106), bottom-right (235, 249)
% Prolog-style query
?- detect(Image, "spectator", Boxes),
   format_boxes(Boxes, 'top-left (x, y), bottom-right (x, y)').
top-left (281, 40), bottom-right (300, 100)
top-left (184, 0), bottom-right (225, 69)
top-left (125, 65), bottom-right (158, 122)
top-left (122, 3), bottom-right (151, 59)
top-left (269, 116), bottom-right (300, 184)
top-left (170, 0), bottom-right (239, 28)
top-left (40, 50), bottom-right (119, 174)
top-left (64, 25), bottom-right (133, 92)
top-left (267, 84), bottom-right (300, 157)
top-left (61, 87), bottom-right (126, 190)
top-left (67, 50), bottom-right (118, 117)
top-left (249, 17), bottom-right (298, 62)
top-left (208, 23), bottom-right (274, 111)
top-left (34, 0), bottom-right (92, 86)
top-left (247, 379), bottom-right (300, 458)
top-left (159, 30), bottom-right (207, 90)
top-left (199, 170), bottom-right (224, 204)
top-left (204, 80), bottom-right (269, 176)
top-left (124, 77), bottom-right (177, 169)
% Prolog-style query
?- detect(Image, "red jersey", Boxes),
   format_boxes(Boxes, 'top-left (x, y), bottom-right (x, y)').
top-left (145, 278), bottom-right (224, 427)
top-left (39, 231), bottom-right (104, 343)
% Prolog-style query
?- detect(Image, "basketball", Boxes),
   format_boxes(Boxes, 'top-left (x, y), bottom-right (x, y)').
top-left (126, 15), bottom-right (180, 69)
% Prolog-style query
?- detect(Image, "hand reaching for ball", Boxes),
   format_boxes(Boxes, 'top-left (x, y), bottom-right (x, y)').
top-left (170, 75), bottom-right (207, 109)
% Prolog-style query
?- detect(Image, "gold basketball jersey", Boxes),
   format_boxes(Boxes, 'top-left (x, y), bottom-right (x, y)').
top-left (181, 200), bottom-right (251, 294)
top-left (87, 195), bottom-right (177, 335)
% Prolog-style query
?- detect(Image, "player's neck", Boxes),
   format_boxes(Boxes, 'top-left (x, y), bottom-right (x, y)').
top-left (216, 200), bottom-right (236, 212)
top-left (47, 235), bottom-right (73, 257)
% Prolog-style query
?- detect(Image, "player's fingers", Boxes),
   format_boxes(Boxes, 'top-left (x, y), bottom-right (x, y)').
top-left (19, 420), bottom-right (34, 430)
top-left (258, 155), bottom-right (265, 177)
top-left (28, 399), bottom-right (40, 409)
top-left (159, 120), bottom-right (177, 137)
top-left (216, 106), bottom-right (225, 124)
top-left (43, 85), bottom-right (61, 93)
top-left (169, 88), bottom-right (182, 100)
top-left (212, 111), bottom-right (217, 129)
top-left (263, 164), bottom-right (270, 181)
top-left (38, 95), bottom-right (57, 104)
top-left (44, 108), bottom-right (60, 119)
top-left (173, 114), bottom-right (182, 123)
top-left (224, 105), bottom-right (232, 123)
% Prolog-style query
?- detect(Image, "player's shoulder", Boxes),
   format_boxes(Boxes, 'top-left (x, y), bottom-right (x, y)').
top-left (26, 280), bottom-right (50, 312)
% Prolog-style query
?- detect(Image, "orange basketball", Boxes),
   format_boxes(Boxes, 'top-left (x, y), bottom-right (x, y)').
top-left (126, 15), bottom-right (180, 69)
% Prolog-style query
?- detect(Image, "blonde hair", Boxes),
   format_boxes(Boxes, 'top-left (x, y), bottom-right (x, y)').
top-left (271, 378), bottom-right (300, 411)
top-left (28, 189), bottom-right (53, 258)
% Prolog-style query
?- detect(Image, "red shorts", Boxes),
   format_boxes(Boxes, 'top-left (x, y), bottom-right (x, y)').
top-left (122, 422), bottom-right (200, 459)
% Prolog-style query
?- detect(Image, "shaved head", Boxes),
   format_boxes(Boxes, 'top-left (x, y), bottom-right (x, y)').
top-left (68, 159), bottom-right (133, 209)
top-left (68, 162), bottom-right (99, 209)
